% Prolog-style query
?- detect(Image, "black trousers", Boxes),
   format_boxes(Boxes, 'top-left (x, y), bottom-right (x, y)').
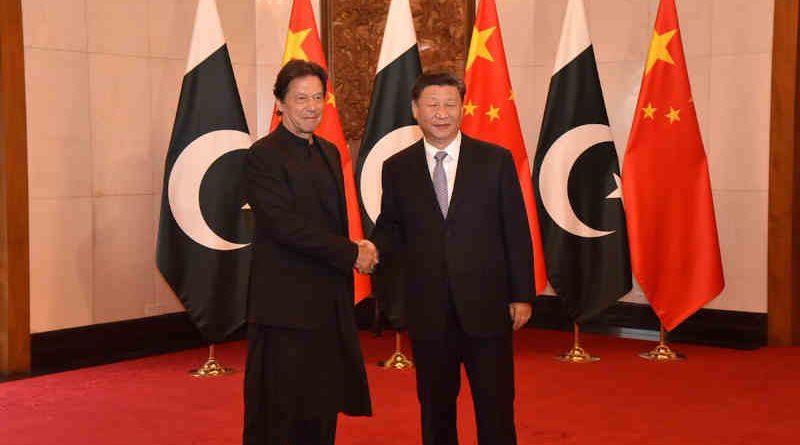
top-left (242, 322), bottom-right (343, 445)
top-left (410, 305), bottom-right (517, 445)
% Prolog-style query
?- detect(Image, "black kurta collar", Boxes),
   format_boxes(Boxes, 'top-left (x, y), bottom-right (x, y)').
top-left (276, 123), bottom-right (317, 154)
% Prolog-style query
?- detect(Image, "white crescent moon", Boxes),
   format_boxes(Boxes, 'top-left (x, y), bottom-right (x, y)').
top-left (539, 123), bottom-right (615, 238)
top-left (168, 129), bottom-right (253, 250)
top-left (360, 125), bottom-right (422, 223)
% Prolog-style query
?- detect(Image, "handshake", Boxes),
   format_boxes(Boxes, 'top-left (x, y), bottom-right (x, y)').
top-left (354, 240), bottom-right (379, 275)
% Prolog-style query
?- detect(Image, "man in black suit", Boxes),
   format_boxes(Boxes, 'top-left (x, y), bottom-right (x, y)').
top-left (243, 60), bottom-right (376, 445)
top-left (371, 72), bottom-right (534, 445)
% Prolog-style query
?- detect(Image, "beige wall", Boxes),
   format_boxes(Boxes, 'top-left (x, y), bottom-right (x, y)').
top-left (22, 0), bottom-right (772, 333)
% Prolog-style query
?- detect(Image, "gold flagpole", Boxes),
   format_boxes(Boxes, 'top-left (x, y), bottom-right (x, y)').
top-left (557, 323), bottom-right (599, 362)
top-left (639, 324), bottom-right (685, 361)
top-left (190, 344), bottom-right (234, 377)
top-left (378, 331), bottom-right (414, 370)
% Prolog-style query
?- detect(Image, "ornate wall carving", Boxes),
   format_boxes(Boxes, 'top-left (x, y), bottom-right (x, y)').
top-left (325, 0), bottom-right (473, 148)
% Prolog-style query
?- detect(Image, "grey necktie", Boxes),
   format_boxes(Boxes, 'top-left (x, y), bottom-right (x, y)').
top-left (433, 151), bottom-right (449, 217)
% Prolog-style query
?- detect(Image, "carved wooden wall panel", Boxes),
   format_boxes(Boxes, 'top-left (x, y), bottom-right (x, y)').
top-left (326, 0), bottom-right (473, 147)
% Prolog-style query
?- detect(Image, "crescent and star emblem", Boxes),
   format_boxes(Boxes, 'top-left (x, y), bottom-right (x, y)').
top-left (360, 125), bottom-right (423, 223)
top-left (539, 123), bottom-right (622, 238)
top-left (168, 129), bottom-right (252, 251)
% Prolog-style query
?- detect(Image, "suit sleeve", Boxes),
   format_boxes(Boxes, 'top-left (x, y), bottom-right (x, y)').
top-left (498, 150), bottom-right (535, 303)
top-left (370, 160), bottom-right (403, 261)
top-left (245, 146), bottom-right (358, 274)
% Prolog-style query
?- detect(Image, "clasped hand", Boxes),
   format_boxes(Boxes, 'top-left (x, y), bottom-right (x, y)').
top-left (354, 240), bottom-right (379, 274)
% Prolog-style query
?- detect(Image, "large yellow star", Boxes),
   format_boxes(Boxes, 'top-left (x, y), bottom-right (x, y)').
top-left (466, 26), bottom-right (496, 70)
top-left (665, 107), bottom-right (680, 124)
top-left (645, 29), bottom-right (676, 74)
top-left (281, 28), bottom-right (312, 65)
top-left (642, 103), bottom-right (656, 119)
top-left (485, 104), bottom-right (500, 122)
top-left (464, 100), bottom-right (478, 116)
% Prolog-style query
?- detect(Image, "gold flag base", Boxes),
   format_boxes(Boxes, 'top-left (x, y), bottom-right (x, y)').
top-left (638, 343), bottom-right (685, 361)
top-left (189, 345), bottom-right (234, 377)
top-left (377, 332), bottom-right (414, 370)
top-left (557, 345), bottom-right (600, 363)
top-left (639, 325), bottom-right (685, 361)
top-left (556, 323), bottom-right (599, 363)
top-left (378, 351), bottom-right (415, 370)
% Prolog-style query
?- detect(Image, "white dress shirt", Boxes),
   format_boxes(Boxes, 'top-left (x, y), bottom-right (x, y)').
top-left (423, 132), bottom-right (461, 204)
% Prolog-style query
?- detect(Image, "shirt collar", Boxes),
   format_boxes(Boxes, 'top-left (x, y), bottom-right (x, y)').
top-left (424, 131), bottom-right (461, 163)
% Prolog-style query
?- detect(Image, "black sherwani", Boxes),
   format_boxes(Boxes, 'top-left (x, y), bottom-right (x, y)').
top-left (243, 124), bottom-right (371, 445)
top-left (371, 134), bottom-right (534, 445)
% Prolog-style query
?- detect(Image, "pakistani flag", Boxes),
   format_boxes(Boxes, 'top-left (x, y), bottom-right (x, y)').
top-left (356, 0), bottom-right (422, 232)
top-left (356, 0), bottom-right (421, 328)
top-left (156, 0), bottom-right (252, 343)
top-left (532, 0), bottom-right (631, 323)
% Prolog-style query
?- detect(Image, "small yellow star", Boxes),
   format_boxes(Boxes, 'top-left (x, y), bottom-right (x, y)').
top-left (464, 100), bottom-right (478, 116)
top-left (466, 26), bottom-right (496, 70)
top-left (665, 107), bottom-right (680, 124)
top-left (642, 103), bottom-right (657, 119)
top-left (281, 28), bottom-right (312, 65)
top-left (645, 29), bottom-right (676, 74)
top-left (485, 105), bottom-right (500, 122)
top-left (508, 90), bottom-right (515, 101)
top-left (326, 92), bottom-right (336, 107)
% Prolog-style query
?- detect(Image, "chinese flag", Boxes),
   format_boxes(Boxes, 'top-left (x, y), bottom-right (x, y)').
top-left (462, 0), bottom-right (547, 294)
top-left (271, 0), bottom-right (371, 302)
top-left (622, 0), bottom-right (724, 331)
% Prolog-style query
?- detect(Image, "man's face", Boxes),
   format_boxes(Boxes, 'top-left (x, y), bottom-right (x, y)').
top-left (412, 85), bottom-right (464, 149)
top-left (277, 75), bottom-right (324, 140)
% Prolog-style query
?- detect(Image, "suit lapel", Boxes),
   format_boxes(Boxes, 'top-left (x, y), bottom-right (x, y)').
top-left (445, 135), bottom-right (475, 224)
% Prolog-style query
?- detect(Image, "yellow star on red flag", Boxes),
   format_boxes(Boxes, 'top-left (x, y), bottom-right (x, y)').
top-left (464, 100), bottom-right (478, 116)
top-left (485, 104), bottom-right (500, 121)
top-left (642, 103), bottom-right (657, 119)
top-left (281, 28), bottom-right (311, 65)
top-left (665, 106), bottom-right (680, 124)
top-left (466, 26), bottom-right (496, 70)
top-left (645, 29), bottom-right (676, 74)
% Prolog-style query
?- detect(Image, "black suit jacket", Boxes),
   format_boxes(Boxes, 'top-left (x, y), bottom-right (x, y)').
top-left (244, 125), bottom-right (357, 329)
top-left (372, 134), bottom-right (534, 339)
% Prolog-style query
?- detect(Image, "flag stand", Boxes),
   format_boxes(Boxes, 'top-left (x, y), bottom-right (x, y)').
top-left (557, 323), bottom-right (599, 362)
top-left (189, 344), bottom-right (234, 377)
top-left (639, 325), bottom-right (685, 361)
top-left (377, 331), bottom-right (414, 370)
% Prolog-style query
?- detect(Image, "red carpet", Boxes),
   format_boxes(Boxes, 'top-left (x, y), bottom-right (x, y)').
top-left (2, 329), bottom-right (798, 445)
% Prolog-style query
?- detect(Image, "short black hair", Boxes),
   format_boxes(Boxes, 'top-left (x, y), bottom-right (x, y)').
top-left (411, 71), bottom-right (466, 102)
top-left (273, 59), bottom-right (328, 102)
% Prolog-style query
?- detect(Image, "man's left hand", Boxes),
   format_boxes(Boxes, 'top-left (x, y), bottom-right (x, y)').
top-left (509, 302), bottom-right (532, 331)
